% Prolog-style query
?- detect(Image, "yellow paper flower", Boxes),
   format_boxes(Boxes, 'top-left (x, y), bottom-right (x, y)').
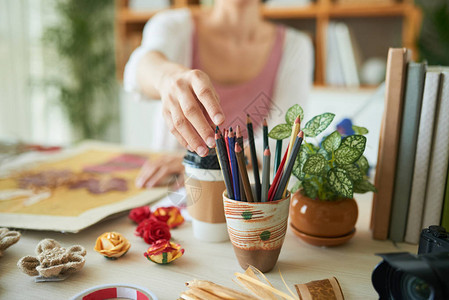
top-left (153, 206), bottom-right (184, 228)
top-left (94, 232), bottom-right (130, 259)
top-left (144, 240), bottom-right (184, 264)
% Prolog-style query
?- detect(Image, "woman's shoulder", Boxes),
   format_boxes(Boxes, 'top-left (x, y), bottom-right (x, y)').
top-left (283, 27), bottom-right (313, 51)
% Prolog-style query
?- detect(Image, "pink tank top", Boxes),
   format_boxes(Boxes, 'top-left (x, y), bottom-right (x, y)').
top-left (192, 25), bottom-right (285, 136)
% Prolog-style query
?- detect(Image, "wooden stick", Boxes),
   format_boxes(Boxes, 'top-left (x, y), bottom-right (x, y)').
top-left (235, 143), bottom-right (254, 202)
top-left (247, 114), bottom-right (261, 201)
top-left (261, 147), bottom-right (271, 202)
top-left (274, 131), bottom-right (304, 201)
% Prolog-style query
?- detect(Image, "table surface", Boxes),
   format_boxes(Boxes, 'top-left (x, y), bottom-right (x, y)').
top-left (1, 191), bottom-right (417, 299)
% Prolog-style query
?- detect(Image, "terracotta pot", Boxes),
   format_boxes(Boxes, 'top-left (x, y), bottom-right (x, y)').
top-left (290, 189), bottom-right (358, 246)
top-left (223, 191), bottom-right (290, 273)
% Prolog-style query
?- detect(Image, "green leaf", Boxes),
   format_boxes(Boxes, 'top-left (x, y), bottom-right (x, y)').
top-left (353, 179), bottom-right (377, 193)
top-left (268, 124), bottom-right (291, 140)
top-left (303, 180), bottom-right (318, 199)
top-left (285, 104), bottom-right (304, 126)
top-left (341, 164), bottom-right (363, 182)
top-left (322, 131), bottom-right (342, 153)
top-left (292, 147), bottom-right (308, 180)
top-left (356, 156), bottom-right (370, 175)
top-left (303, 154), bottom-right (327, 175)
top-left (335, 135), bottom-right (367, 165)
top-left (352, 125), bottom-right (369, 135)
top-left (303, 113), bottom-right (335, 137)
top-left (291, 180), bottom-right (302, 193)
top-left (327, 167), bottom-right (353, 198)
top-left (318, 147), bottom-right (331, 161)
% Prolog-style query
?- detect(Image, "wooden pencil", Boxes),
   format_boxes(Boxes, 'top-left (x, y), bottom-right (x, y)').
top-left (283, 116), bottom-right (301, 197)
top-left (268, 143), bottom-right (289, 202)
top-left (263, 118), bottom-right (268, 152)
top-left (215, 128), bottom-right (234, 200)
top-left (247, 114), bottom-right (261, 201)
top-left (235, 143), bottom-right (254, 202)
top-left (235, 125), bottom-right (246, 201)
top-left (261, 147), bottom-right (271, 202)
top-left (224, 129), bottom-right (232, 182)
top-left (274, 131), bottom-right (304, 201)
top-left (228, 128), bottom-right (240, 200)
top-left (274, 140), bottom-right (282, 177)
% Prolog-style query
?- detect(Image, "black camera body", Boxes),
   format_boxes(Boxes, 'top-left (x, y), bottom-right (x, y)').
top-left (372, 226), bottom-right (449, 300)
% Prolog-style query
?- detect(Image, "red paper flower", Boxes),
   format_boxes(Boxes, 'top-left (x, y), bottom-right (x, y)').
top-left (135, 218), bottom-right (171, 245)
top-left (153, 206), bottom-right (185, 228)
top-left (129, 206), bottom-right (151, 224)
top-left (144, 240), bottom-right (184, 264)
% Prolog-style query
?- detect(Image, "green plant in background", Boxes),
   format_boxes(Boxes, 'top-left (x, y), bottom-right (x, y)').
top-left (269, 104), bottom-right (376, 201)
top-left (416, 0), bottom-right (449, 66)
top-left (43, 0), bottom-right (118, 140)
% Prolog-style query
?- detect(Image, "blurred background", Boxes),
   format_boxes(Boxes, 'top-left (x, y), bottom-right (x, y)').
top-left (1, 0), bottom-right (448, 165)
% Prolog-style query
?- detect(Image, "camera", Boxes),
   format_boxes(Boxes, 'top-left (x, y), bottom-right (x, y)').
top-left (372, 225), bottom-right (449, 300)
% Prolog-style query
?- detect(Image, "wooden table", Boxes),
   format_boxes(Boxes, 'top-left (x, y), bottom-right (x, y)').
top-left (1, 192), bottom-right (417, 299)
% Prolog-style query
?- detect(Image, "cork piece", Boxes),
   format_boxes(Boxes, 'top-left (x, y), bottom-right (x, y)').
top-left (295, 277), bottom-right (344, 300)
top-left (0, 228), bottom-right (21, 257)
top-left (17, 239), bottom-right (86, 279)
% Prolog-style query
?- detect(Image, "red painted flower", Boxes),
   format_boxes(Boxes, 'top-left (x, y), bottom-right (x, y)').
top-left (144, 240), bottom-right (184, 264)
top-left (153, 206), bottom-right (184, 228)
top-left (129, 206), bottom-right (151, 224)
top-left (135, 218), bottom-right (171, 245)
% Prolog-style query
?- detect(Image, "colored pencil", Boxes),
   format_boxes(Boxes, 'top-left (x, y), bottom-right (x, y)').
top-left (235, 143), bottom-right (254, 202)
top-left (247, 114), bottom-right (261, 201)
top-left (274, 140), bottom-right (282, 177)
top-left (224, 129), bottom-right (232, 181)
top-left (235, 125), bottom-right (246, 201)
top-left (215, 128), bottom-right (234, 199)
top-left (274, 131), bottom-right (304, 201)
top-left (228, 128), bottom-right (240, 200)
top-left (261, 146), bottom-right (271, 202)
top-left (263, 118), bottom-right (268, 152)
top-left (283, 116), bottom-right (301, 197)
top-left (268, 143), bottom-right (289, 202)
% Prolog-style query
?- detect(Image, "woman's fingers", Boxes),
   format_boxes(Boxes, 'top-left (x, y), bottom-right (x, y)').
top-left (136, 155), bottom-right (185, 189)
top-left (177, 88), bottom-right (216, 149)
top-left (169, 99), bottom-right (209, 157)
top-left (162, 108), bottom-right (191, 151)
top-left (135, 161), bottom-right (159, 188)
top-left (190, 70), bottom-right (224, 125)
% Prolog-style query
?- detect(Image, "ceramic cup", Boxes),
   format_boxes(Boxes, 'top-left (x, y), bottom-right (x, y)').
top-left (223, 189), bottom-right (291, 272)
top-left (184, 149), bottom-right (229, 243)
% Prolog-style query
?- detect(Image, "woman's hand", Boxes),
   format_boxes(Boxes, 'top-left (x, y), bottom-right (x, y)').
top-left (159, 68), bottom-right (224, 157)
top-left (135, 154), bottom-right (185, 189)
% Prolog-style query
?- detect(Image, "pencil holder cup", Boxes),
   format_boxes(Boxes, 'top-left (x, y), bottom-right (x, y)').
top-left (223, 189), bottom-right (291, 273)
top-left (183, 150), bottom-right (229, 243)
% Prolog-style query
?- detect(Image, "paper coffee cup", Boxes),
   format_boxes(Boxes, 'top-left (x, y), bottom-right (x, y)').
top-left (184, 150), bottom-right (228, 242)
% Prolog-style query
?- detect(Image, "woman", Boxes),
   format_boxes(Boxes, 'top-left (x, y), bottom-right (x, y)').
top-left (124, 0), bottom-right (313, 189)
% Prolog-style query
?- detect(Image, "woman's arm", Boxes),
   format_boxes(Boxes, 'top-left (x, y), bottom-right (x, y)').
top-left (136, 50), bottom-right (224, 156)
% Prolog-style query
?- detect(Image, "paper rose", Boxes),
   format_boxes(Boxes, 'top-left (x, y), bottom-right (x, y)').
top-left (94, 232), bottom-right (131, 259)
top-left (144, 240), bottom-right (184, 264)
top-left (0, 228), bottom-right (21, 257)
top-left (135, 218), bottom-right (171, 245)
top-left (129, 206), bottom-right (151, 224)
top-left (153, 206), bottom-right (184, 228)
top-left (17, 239), bottom-right (86, 279)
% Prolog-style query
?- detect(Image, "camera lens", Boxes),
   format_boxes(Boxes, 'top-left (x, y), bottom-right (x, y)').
top-left (401, 274), bottom-right (433, 300)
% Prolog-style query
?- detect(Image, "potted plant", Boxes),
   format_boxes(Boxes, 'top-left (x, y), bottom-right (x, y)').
top-left (269, 104), bottom-right (376, 246)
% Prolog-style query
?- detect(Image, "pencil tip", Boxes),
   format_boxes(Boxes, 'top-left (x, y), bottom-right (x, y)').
top-left (295, 116), bottom-right (300, 124)
top-left (235, 142), bottom-right (242, 152)
top-left (246, 114), bottom-right (252, 123)
top-left (298, 130), bottom-right (304, 138)
top-left (264, 147), bottom-right (270, 156)
top-left (263, 118), bottom-right (268, 126)
top-left (236, 125), bottom-right (241, 137)
top-left (229, 127), bottom-right (233, 132)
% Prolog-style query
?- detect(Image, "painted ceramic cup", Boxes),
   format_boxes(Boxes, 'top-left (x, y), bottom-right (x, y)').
top-left (184, 149), bottom-right (229, 242)
top-left (223, 190), bottom-right (291, 272)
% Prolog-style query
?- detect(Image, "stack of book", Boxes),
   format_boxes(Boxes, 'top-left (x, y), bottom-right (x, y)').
top-left (371, 48), bottom-right (449, 244)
